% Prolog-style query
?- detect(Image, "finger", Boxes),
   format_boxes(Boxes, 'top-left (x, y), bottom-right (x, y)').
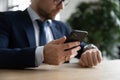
top-left (87, 52), bottom-right (93, 67)
top-left (65, 56), bottom-right (70, 61)
top-left (79, 59), bottom-right (85, 67)
top-left (52, 36), bottom-right (66, 44)
top-left (59, 55), bottom-right (66, 64)
top-left (80, 53), bottom-right (89, 67)
top-left (55, 53), bottom-right (67, 65)
top-left (63, 41), bottom-right (80, 50)
top-left (63, 46), bottom-right (80, 61)
top-left (64, 46), bottom-right (80, 56)
top-left (70, 52), bottom-right (78, 59)
top-left (97, 50), bottom-right (102, 63)
top-left (92, 51), bottom-right (98, 66)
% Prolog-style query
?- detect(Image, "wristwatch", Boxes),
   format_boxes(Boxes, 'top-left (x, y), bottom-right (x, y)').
top-left (83, 44), bottom-right (98, 51)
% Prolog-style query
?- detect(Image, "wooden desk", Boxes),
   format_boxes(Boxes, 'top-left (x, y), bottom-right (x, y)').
top-left (0, 60), bottom-right (120, 80)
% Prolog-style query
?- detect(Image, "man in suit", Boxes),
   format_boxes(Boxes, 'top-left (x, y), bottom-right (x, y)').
top-left (0, 0), bottom-right (102, 68)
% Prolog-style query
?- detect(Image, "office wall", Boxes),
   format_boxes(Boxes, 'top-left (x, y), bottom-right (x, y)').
top-left (0, 0), bottom-right (30, 11)
top-left (0, 0), bottom-right (8, 11)
top-left (60, 0), bottom-right (98, 22)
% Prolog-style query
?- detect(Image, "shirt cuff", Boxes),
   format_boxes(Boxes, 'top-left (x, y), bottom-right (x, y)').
top-left (35, 46), bottom-right (44, 66)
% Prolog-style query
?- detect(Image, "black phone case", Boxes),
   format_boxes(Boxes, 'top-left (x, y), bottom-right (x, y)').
top-left (65, 30), bottom-right (88, 43)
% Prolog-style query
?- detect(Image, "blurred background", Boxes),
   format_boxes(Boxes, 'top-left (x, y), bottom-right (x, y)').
top-left (0, 0), bottom-right (120, 60)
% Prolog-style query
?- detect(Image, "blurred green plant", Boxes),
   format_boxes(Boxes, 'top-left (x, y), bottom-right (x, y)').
top-left (67, 0), bottom-right (120, 59)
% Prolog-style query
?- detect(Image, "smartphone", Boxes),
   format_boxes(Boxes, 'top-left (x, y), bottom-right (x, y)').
top-left (65, 30), bottom-right (88, 43)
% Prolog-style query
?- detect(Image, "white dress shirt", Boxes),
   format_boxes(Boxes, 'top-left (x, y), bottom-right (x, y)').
top-left (27, 6), bottom-right (54, 66)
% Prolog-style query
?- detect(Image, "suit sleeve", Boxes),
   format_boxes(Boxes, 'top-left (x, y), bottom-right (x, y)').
top-left (0, 12), bottom-right (36, 69)
top-left (0, 48), bottom-right (36, 69)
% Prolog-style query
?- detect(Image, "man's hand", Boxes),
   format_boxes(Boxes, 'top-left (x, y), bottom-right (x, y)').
top-left (44, 36), bottom-right (80, 65)
top-left (79, 49), bottom-right (102, 67)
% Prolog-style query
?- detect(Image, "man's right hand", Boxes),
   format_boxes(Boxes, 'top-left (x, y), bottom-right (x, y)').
top-left (43, 36), bottom-right (80, 65)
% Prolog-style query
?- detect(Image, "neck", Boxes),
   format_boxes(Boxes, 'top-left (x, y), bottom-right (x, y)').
top-left (30, 5), bottom-right (47, 21)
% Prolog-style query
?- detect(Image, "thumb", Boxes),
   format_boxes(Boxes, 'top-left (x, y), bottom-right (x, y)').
top-left (53, 36), bottom-right (66, 44)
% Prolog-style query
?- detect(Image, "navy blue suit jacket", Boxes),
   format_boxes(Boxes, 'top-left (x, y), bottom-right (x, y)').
top-left (0, 10), bottom-right (84, 68)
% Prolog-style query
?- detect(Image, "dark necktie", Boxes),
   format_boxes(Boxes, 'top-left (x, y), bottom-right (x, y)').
top-left (36, 20), bottom-right (46, 46)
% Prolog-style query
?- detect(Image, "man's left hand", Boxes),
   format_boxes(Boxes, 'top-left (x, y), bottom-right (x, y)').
top-left (79, 49), bottom-right (102, 67)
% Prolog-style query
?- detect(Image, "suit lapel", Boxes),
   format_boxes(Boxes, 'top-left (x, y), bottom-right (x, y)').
top-left (50, 21), bottom-right (64, 39)
top-left (22, 10), bottom-right (36, 47)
